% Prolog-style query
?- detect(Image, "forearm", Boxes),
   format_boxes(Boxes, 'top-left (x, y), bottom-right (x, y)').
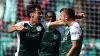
top-left (8, 26), bottom-right (17, 33)
top-left (49, 21), bottom-right (64, 28)
top-left (67, 46), bottom-right (77, 56)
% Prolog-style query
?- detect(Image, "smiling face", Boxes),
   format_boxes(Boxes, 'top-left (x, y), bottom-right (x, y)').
top-left (46, 12), bottom-right (54, 22)
top-left (46, 11), bottom-right (56, 22)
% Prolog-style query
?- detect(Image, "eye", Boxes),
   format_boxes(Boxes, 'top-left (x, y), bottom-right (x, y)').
top-left (48, 16), bottom-right (53, 18)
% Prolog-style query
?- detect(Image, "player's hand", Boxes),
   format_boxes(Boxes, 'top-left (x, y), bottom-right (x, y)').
top-left (16, 26), bottom-right (24, 31)
top-left (77, 13), bottom-right (85, 18)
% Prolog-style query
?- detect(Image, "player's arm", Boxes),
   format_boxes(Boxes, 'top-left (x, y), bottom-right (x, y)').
top-left (47, 20), bottom-right (64, 29)
top-left (8, 26), bottom-right (24, 33)
top-left (67, 27), bottom-right (82, 56)
top-left (8, 21), bottom-right (24, 33)
top-left (67, 41), bottom-right (78, 56)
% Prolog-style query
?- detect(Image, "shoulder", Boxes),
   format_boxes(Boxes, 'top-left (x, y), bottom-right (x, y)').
top-left (70, 22), bottom-right (82, 35)
top-left (14, 21), bottom-right (29, 26)
top-left (70, 22), bottom-right (81, 32)
top-left (69, 22), bottom-right (82, 40)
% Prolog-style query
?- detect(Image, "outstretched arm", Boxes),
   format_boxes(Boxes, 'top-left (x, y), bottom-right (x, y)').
top-left (47, 20), bottom-right (65, 29)
top-left (8, 21), bottom-right (25, 33)
top-left (8, 26), bottom-right (24, 33)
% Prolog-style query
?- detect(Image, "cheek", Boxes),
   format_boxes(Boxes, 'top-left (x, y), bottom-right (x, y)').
top-left (60, 15), bottom-right (63, 19)
top-left (35, 15), bottom-right (39, 18)
top-left (35, 14), bottom-right (38, 16)
top-left (34, 13), bottom-right (38, 16)
top-left (61, 16), bottom-right (64, 19)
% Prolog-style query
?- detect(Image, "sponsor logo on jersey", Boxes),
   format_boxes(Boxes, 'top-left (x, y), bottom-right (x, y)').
top-left (26, 32), bottom-right (40, 38)
top-left (53, 35), bottom-right (58, 40)
top-left (42, 41), bottom-right (56, 46)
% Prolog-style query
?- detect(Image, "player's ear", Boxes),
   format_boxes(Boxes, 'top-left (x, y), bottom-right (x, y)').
top-left (30, 13), bottom-right (34, 17)
top-left (65, 15), bottom-right (68, 20)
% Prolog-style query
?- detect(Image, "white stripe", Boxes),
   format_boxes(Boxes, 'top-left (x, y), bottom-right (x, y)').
top-left (15, 32), bottom-right (20, 56)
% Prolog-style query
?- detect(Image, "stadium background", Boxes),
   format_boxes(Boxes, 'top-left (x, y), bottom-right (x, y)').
top-left (0, 0), bottom-right (100, 56)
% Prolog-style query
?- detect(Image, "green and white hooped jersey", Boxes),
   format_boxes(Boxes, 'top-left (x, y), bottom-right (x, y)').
top-left (59, 22), bottom-right (83, 56)
top-left (14, 21), bottom-right (45, 56)
top-left (39, 23), bottom-right (61, 56)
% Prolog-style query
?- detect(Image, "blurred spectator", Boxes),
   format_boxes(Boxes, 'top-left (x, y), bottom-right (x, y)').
top-left (56, 0), bottom-right (74, 19)
top-left (4, 38), bottom-right (17, 56)
top-left (0, 0), bottom-right (4, 34)
top-left (0, 0), bottom-right (4, 20)
top-left (80, 44), bottom-right (88, 56)
top-left (85, 39), bottom-right (98, 56)
top-left (3, 0), bottom-right (17, 25)
top-left (0, 20), bottom-right (3, 32)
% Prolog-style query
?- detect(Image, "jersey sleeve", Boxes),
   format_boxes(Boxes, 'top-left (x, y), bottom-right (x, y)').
top-left (70, 26), bottom-right (82, 40)
top-left (14, 21), bottom-right (24, 26)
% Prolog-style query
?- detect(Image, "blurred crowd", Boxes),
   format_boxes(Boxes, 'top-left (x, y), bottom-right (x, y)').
top-left (80, 39), bottom-right (100, 56)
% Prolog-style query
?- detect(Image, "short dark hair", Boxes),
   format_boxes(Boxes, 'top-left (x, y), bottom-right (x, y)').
top-left (27, 4), bottom-right (41, 17)
top-left (60, 8), bottom-right (75, 19)
top-left (60, 8), bottom-right (83, 20)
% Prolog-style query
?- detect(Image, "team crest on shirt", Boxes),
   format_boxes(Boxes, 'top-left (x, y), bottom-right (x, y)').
top-left (36, 26), bottom-right (42, 31)
top-left (53, 35), bottom-right (58, 40)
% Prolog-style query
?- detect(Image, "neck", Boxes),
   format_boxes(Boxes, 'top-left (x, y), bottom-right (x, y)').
top-left (64, 18), bottom-right (75, 26)
top-left (68, 20), bottom-right (75, 26)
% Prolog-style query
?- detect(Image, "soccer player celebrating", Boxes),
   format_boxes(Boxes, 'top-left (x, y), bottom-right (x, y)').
top-left (39, 11), bottom-right (61, 56)
top-left (48, 8), bottom-right (83, 56)
top-left (8, 4), bottom-right (45, 56)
